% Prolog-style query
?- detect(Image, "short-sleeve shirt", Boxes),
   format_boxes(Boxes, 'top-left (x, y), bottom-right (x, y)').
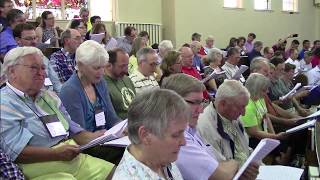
top-left (241, 98), bottom-right (267, 131)
top-left (129, 70), bottom-right (159, 94)
top-left (176, 126), bottom-right (219, 180)
top-left (0, 83), bottom-right (83, 160)
top-left (113, 147), bottom-right (183, 180)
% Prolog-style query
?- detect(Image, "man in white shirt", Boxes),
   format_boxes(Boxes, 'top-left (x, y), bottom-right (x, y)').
top-left (129, 47), bottom-right (159, 94)
top-left (222, 47), bottom-right (245, 83)
top-left (299, 51), bottom-right (313, 73)
top-left (285, 49), bottom-right (300, 74)
top-left (307, 64), bottom-right (320, 86)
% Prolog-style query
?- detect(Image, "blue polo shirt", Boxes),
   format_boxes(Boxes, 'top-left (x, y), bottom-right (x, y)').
top-left (0, 27), bottom-right (17, 55)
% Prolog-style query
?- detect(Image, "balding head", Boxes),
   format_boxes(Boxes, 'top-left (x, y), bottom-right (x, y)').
top-left (190, 41), bottom-right (202, 54)
top-left (179, 47), bottom-right (193, 67)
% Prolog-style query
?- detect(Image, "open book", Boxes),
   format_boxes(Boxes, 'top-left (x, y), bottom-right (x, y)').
top-left (232, 65), bottom-right (248, 80)
top-left (80, 120), bottom-right (128, 151)
top-left (104, 136), bottom-right (131, 147)
top-left (295, 110), bottom-right (320, 124)
top-left (233, 138), bottom-right (280, 180)
top-left (279, 83), bottom-right (301, 101)
top-left (90, 33), bottom-right (105, 44)
top-left (201, 70), bottom-right (225, 83)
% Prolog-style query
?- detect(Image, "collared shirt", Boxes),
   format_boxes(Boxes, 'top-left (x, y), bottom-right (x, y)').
top-left (197, 102), bottom-right (250, 165)
top-left (0, 27), bottom-right (17, 55)
top-left (0, 149), bottom-right (25, 180)
top-left (176, 126), bottom-right (219, 180)
top-left (49, 48), bottom-right (76, 83)
top-left (221, 62), bottom-right (245, 83)
top-left (244, 41), bottom-right (253, 53)
top-left (116, 36), bottom-right (132, 54)
top-left (113, 147), bottom-right (183, 180)
top-left (181, 66), bottom-right (201, 80)
top-left (129, 70), bottom-right (159, 94)
top-left (0, 82), bottom-right (84, 160)
top-left (285, 57), bottom-right (300, 73)
top-left (299, 59), bottom-right (313, 73)
top-left (307, 66), bottom-right (320, 86)
top-left (192, 54), bottom-right (204, 73)
top-left (43, 56), bottom-right (62, 94)
top-left (241, 98), bottom-right (267, 131)
top-left (268, 78), bottom-right (294, 109)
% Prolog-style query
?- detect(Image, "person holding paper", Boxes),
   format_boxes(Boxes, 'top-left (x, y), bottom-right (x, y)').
top-left (35, 11), bottom-right (59, 47)
top-left (113, 89), bottom-right (189, 179)
top-left (204, 48), bottom-right (226, 88)
top-left (1, 46), bottom-right (115, 179)
top-left (221, 47), bottom-right (246, 83)
top-left (197, 80), bottom-right (251, 165)
top-left (90, 23), bottom-right (117, 51)
top-left (162, 74), bottom-right (259, 180)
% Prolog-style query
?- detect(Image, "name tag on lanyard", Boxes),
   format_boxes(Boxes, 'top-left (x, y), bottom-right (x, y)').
top-left (95, 108), bottom-right (106, 127)
top-left (40, 114), bottom-right (67, 138)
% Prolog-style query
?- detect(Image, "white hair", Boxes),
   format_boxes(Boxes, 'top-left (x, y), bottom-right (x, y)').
top-left (2, 46), bottom-right (43, 76)
top-left (159, 40), bottom-right (173, 51)
top-left (206, 35), bottom-right (214, 42)
top-left (250, 57), bottom-right (269, 72)
top-left (207, 48), bottom-right (223, 63)
top-left (215, 79), bottom-right (250, 103)
top-left (75, 40), bottom-right (109, 70)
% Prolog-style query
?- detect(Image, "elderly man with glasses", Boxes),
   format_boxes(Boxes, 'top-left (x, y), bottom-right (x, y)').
top-left (1, 46), bottom-right (115, 179)
top-left (129, 47), bottom-right (159, 94)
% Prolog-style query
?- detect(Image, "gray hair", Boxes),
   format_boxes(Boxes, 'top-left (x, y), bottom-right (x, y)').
top-left (245, 73), bottom-right (270, 99)
top-left (254, 41), bottom-right (263, 48)
top-left (161, 73), bottom-right (205, 97)
top-left (136, 47), bottom-right (156, 64)
top-left (60, 29), bottom-right (71, 47)
top-left (75, 40), bottom-right (109, 70)
top-left (159, 40), bottom-right (173, 51)
top-left (215, 79), bottom-right (250, 104)
top-left (3, 47), bottom-right (43, 77)
top-left (207, 48), bottom-right (223, 64)
top-left (128, 89), bottom-right (190, 144)
top-left (250, 57), bottom-right (269, 72)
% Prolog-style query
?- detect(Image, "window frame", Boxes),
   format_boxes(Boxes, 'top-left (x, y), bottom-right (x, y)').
top-left (254, 0), bottom-right (272, 11)
top-left (223, 0), bottom-right (243, 9)
top-left (282, 0), bottom-right (299, 13)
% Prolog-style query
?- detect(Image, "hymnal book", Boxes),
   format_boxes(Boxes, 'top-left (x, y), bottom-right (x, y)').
top-left (232, 65), bottom-right (248, 80)
top-left (80, 120), bottom-right (127, 150)
top-left (104, 136), bottom-right (130, 147)
top-left (233, 138), bottom-right (280, 180)
top-left (285, 119), bottom-right (316, 134)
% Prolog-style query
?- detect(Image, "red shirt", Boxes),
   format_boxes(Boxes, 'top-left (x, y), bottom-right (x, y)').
top-left (311, 55), bottom-right (320, 68)
top-left (181, 66), bottom-right (209, 99)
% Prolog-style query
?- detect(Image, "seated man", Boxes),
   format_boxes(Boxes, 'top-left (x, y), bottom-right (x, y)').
top-left (222, 47), bottom-right (245, 83)
top-left (105, 48), bottom-right (136, 120)
top-left (1, 47), bottom-right (114, 179)
top-left (197, 80), bottom-right (250, 165)
top-left (129, 47), bottom-right (159, 94)
top-left (162, 73), bottom-right (259, 180)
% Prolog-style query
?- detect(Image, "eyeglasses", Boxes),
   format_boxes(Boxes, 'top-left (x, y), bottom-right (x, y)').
top-left (16, 64), bottom-right (46, 73)
top-left (184, 99), bottom-right (206, 106)
top-left (21, 36), bottom-right (37, 41)
top-left (46, 17), bottom-right (54, 20)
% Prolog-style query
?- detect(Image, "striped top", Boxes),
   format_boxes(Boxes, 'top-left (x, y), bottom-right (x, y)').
top-left (129, 70), bottom-right (159, 94)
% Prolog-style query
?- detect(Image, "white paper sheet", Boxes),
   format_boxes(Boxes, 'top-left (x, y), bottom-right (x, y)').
top-left (90, 33), bottom-right (105, 43)
top-left (233, 138), bottom-right (280, 180)
top-left (279, 83), bottom-right (301, 100)
top-left (256, 165), bottom-right (304, 180)
top-left (232, 65), bottom-right (248, 80)
top-left (285, 119), bottom-right (316, 134)
top-left (201, 71), bottom-right (225, 83)
top-left (104, 136), bottom-right (130, 147)
top-left (44, 38), bottom-right (51, 44)
top-left (80, 119), bottom-right (128, 150)
top-left (44, 78), bottom-right (53, 86)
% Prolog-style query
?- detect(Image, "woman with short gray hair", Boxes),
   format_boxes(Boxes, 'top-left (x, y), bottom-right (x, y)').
top-left (113, 89), bottom-right (189, 179)
top-left (241, 73), bottom-right (286, 148)
top-left (60, 40), bottom-right (120, 132)
top-left (204, 48), bottom-right (226, 89)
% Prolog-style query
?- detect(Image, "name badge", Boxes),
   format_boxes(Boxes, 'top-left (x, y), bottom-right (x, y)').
top-left (40, 114), bottom-right (67, 138)
top-left (95, 109), bottom-right (106, 127)
top-left (196, 66), bottom-right (201, 71)
top-left (262, 115), bottom-right (268, 132)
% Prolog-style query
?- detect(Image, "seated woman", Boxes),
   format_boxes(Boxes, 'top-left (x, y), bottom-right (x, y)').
top-left (90, 23), bottom-right (117, 51)
top-left (1, 47), bottom-right (114, 179)
top-left (159, 50), bottom-right (182, 85)
top-left (204, 48), bottom-right (226, 88)
top-left (35, 11), bottom-right (59, 47)
top-left (128, 37), bottom-right (147, 75)
top-left (113, 89), bottom-right (189, 179)
top-left (67, 19), bottom-right (87, 40)
top-left (60, 40), bottom-right (120, 132)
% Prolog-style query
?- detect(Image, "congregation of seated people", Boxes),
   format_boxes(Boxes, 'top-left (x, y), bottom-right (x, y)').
top-left (1, 2), bottom-right (320, 179)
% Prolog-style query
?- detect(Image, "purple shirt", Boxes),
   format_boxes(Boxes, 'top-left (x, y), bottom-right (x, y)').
top-left (176, 126), bottom-right (219, 180)
top-left (245, 41), bottom-right (253, 53)
top-left (0, 27), bottom-right (17, 55)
